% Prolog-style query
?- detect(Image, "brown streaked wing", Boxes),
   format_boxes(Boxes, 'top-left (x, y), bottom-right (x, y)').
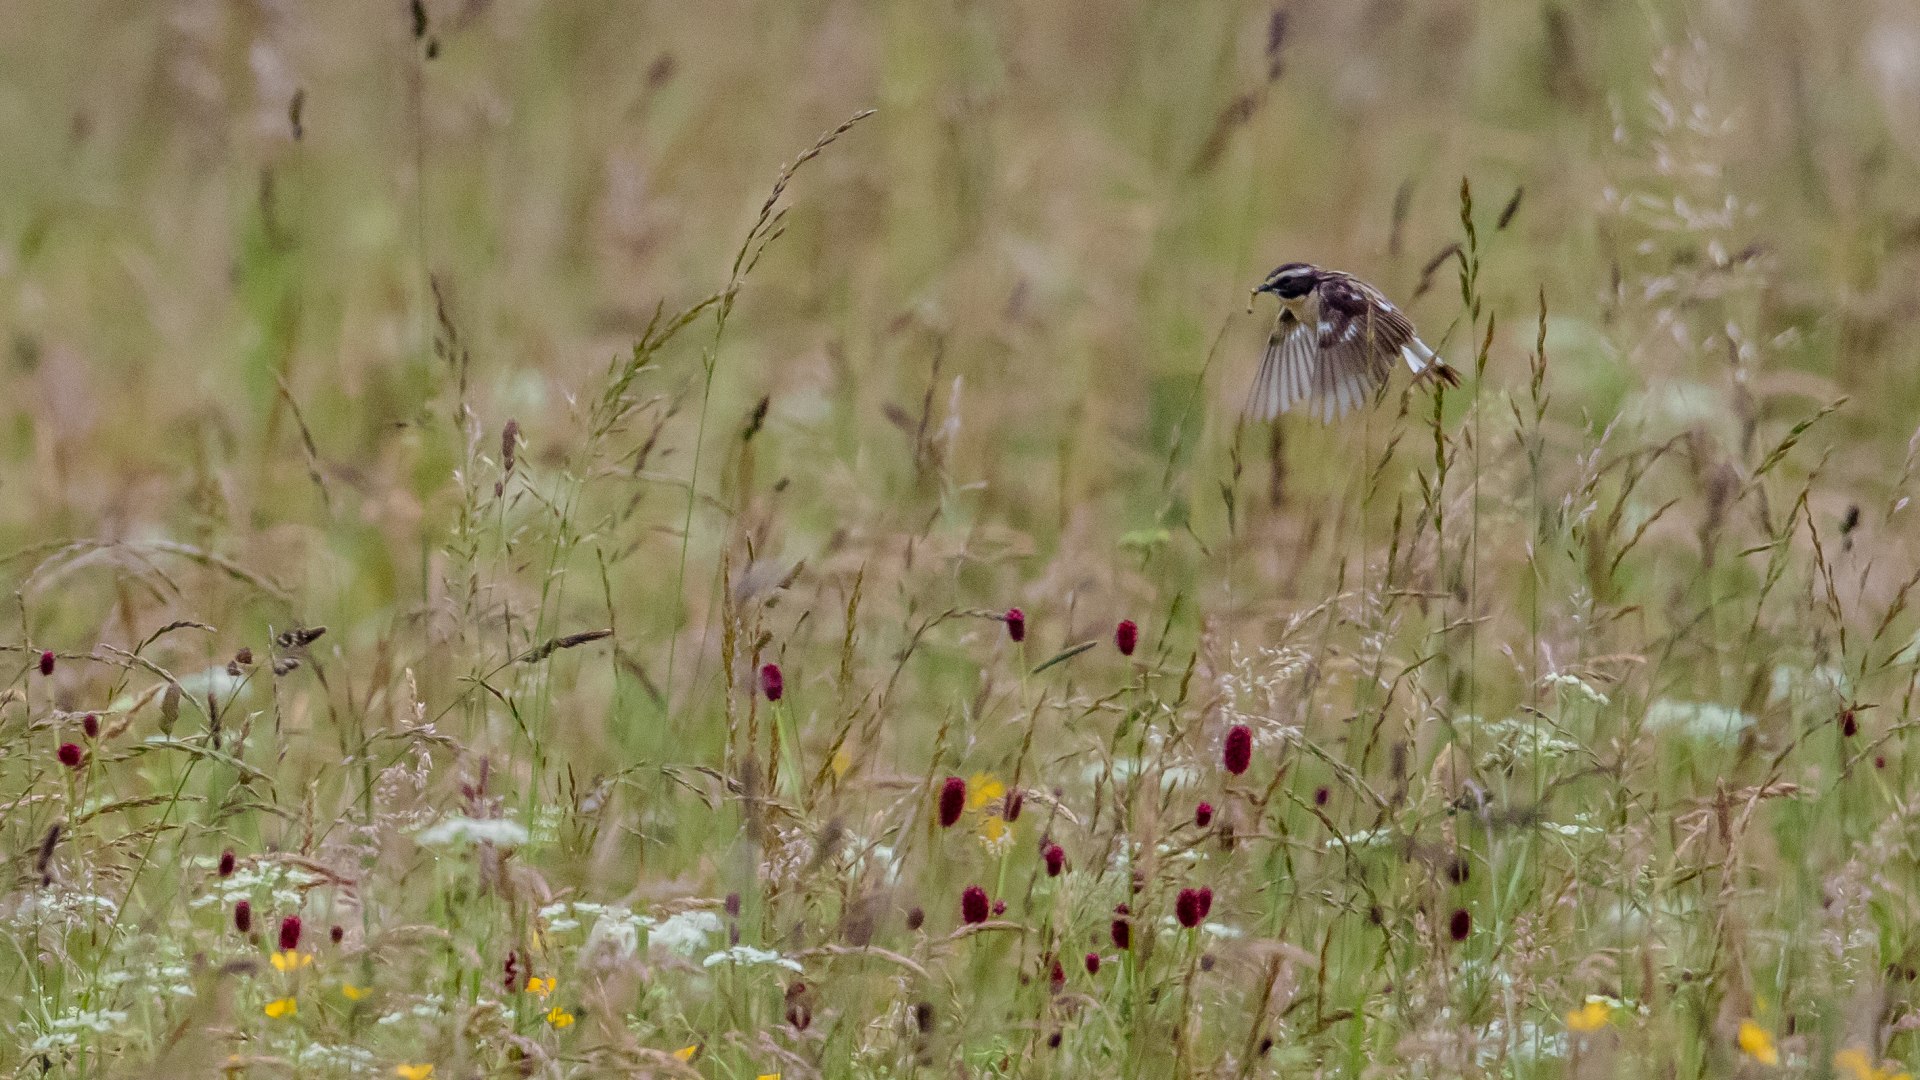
top-left (1316, 290), bottom-right (1411, 413)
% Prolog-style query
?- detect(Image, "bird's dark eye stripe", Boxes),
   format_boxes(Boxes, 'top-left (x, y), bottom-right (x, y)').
top-left (1274, 276), bottom-right (1313, 298)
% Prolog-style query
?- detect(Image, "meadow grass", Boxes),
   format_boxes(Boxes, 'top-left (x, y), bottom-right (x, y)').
top-left (5, 1), bottom-right (1920, 1077)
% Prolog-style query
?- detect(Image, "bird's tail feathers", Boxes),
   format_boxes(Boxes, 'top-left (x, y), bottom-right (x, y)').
top-left (1400, 338), bottom-right (1462, 387)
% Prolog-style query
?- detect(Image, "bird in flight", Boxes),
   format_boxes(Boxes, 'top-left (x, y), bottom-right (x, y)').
top-left (1246, 263), bottom-right (1460, 423)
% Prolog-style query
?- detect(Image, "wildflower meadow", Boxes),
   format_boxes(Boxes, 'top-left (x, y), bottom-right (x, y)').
top-left (5, 2), bottom-right (1920, 1077)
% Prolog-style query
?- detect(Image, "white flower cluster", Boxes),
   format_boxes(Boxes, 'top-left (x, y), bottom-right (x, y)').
top-left (25, 1006), bottom-right (129, 1053)
top-left (96, 937), bottom-right (195, 997)
top-left (701, 944), bottom-right (803, 973)
top-left (1324, 826), bottom-right (1396, 852)
top-left (1543, 672), bottom-right (1610, 707)
top-left (1643, 698), bottom-right (1753, 743)
top-left (415, 814), bottom-right (531, 848)
top-left (375, 993), bottom-right (451, 1026)
top-left (6, 887), bottom-right (120, 932)
top-left (290, 1041), bottom-right (379, 1074)
top-left (1457, 715), bottom-right (1583, 771)
top-left (190, 861), bottom-right (321, 912)
top-left (536, 902), bottom-right (723, 960)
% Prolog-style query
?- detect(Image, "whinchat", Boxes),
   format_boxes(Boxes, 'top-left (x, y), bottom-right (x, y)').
top-left (1247, 263), bottom-right (1459, 423)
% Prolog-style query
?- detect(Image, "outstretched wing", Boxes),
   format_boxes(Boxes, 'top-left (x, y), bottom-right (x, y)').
top-left (1245, 310), bottom-right (1320, 422)
top-left (1310, 277), bottom-right (1414, 422)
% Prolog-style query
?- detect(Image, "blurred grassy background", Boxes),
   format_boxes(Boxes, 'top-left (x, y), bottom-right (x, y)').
top-left (7, 0), bottom-right (1920, 1076)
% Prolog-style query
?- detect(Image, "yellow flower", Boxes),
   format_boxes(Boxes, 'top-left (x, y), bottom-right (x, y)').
top-left (341, 983), bottom-right (369, 1001)
top-left (526, 976), bottom-right (555, 998)
top-left (545, 1005), bottom-right (574, 1029)
top-left (263, 997), bottom-right (297, 1019)
top-left (1835, 1047), bottom-right (1914, 1080)
top-left (270, 950), bottom-right (314, 972)
top-left (978, 816), bottom-right (1008, 844)
top-left (756, 1074), bottom-right (780, 1080)
top-left (672, 1045), bottom-right (699, 1062)
top-left (830, 750), bottom-right (852, 778)
top-left (1737, 1019), bottom-right (1779, 1067)
top-left (967, 773), bottom-right (1005, 810)
top-left (395, 1066), bottom-right (435, 1080)
top-left (1565, 998), bottom-right (1612, 1032)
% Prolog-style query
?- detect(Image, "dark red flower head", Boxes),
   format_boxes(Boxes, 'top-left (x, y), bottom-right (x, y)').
top-left (218, 849), bottom-right (236, 877)
top-left (960, 885), bottom-right (990, 925)
top-left (1841, 709), bottom-right (1858, 737)
top-left (938, 776), bottom-right (967, 828)
top-left (1004, 608), bottom-right (1026, 643)
top-left (1195, 802), bottom-right (1214, 828)
top-left (279, 915), bottom-right (303, 951)
top-left (1115, 619), bottom-right (1138, 656)
top-left (1448, 907), bottom-right (1472, 942)
top-left (1110, 914), bottom-right (1131, 950)
top-left (39, 650), bottom-right (55, 677)
top-left (1223, 725), bottom-right (1253, 775)
top-left (992, 899), bottom-right (1007, 917)
top-left (1049, 958), bottom-right (1066, 994)
top-left (234, 900), bottom-right (252, 934)
top-left (503, 950), bottom-right (519, 992)
top-left (57, 742), bottom-right (84, 769)
top-left (760, 663), bottom-right (784, 702)
top-left (1084, 951), bottom-right (1101, 975)
top-left (1043, 843), bottom-right (1065, 877)
top-left (82, 713), bottom-right (99, 739)
top-left (1176, 887), bottom-right (1209, 928)
top-left (1003, 788), bottom-right (1023, 822)
top-left (330, 924), bottom-right (344, 944)
top-left (1314, 785), bottom-right (1330, 806)
top-left (906, 906), bottom-right (925, 930)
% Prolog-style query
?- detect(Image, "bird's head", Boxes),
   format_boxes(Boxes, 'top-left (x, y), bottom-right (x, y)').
top-left (1252, 263), bottom-right (1319, 301)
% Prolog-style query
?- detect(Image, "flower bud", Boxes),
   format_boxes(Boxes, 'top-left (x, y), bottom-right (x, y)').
top-left (938, 776), bottom-right (966, 828)
top-left (1223, 725), bottom-right (1252, 775)
top-left (960, 886), bottom-right (989, 925)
